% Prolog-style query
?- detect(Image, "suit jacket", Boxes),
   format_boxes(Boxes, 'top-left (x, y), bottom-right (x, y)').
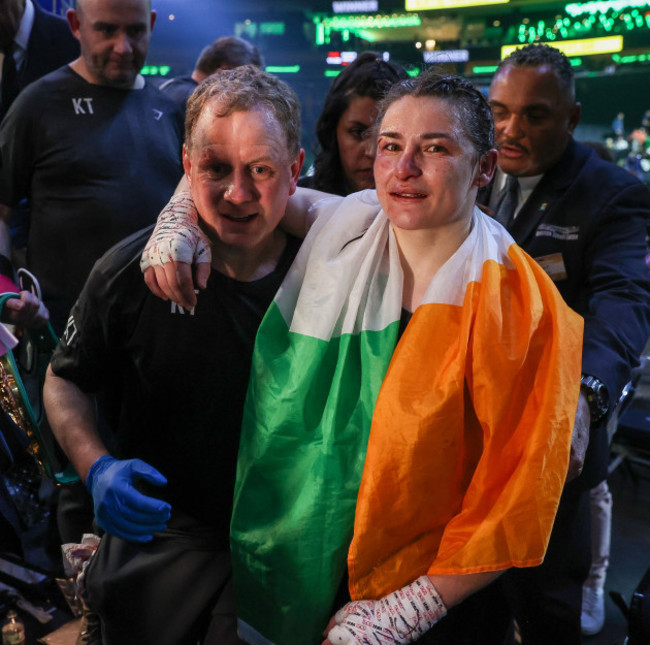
top-left (479, 138), bottom-right (650, 485)
top-left (1, 2), bottom-right (79, 120)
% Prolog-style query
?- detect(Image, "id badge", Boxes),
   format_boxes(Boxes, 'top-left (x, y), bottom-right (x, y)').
top-left (535, 252), bottom-right (567, 282)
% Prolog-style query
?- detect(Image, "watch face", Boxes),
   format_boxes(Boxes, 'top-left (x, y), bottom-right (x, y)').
top-left (581, 376), bottom-right (609, 422)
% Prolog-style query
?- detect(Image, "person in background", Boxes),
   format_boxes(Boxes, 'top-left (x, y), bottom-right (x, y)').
top-left (478, 43), bottom-right (650, 643)
top-left (0, 0), bottom-right (79, 293)
top-left (0, 0), bottom-right (184, 336)
top-left (611, 111), bottom-right (624, 138)
top-left (298, 51), bottom-right (407, 195)
top-left (581, 479), bottom-right (612, 635)
top-left (578, 139), bottom-right (617, 637)
top-left (0, 0), bottom-right (79, 121)
top-left (158, 35), bottom-right (263, 114)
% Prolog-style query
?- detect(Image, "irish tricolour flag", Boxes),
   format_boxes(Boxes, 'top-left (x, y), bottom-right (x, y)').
top-left (230, 191), bottom-right (583, 645)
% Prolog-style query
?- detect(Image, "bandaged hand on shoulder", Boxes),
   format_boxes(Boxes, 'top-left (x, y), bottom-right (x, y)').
top-left (139, 191), bottom-right (211, 271)
top-left (85, 455), bottom-right (171, 544)
top-left (327, 576), bottom-right (447, 645)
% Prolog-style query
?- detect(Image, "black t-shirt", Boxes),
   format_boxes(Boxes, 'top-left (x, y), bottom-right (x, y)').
top-left (50, 227), bottom-right (301, 534)
top-left (0, 66), bottom-right (184, 332)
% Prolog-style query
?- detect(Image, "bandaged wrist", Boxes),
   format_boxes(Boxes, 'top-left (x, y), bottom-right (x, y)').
top-left (139, 191), bottom-right (211, 271)
top-left (328, 576), bottom-right (447, 645)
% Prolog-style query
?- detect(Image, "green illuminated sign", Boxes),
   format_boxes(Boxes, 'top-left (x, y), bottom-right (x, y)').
top-left (471, 58), bottom-right (581, 74)
top-left (503, 35), bottom-right (623, 58)
top-left (260, 22), bottom-right (285, 35)
top-left (314, 13), bottom-right (421, 45)
top-left (517, 4), bottom-right (648, 46)
top-left (472, 65), bottom-right (499, 73)
top-left (612, 52), bottom-right (650, 62)
top-left (265, 65), bottom-right (301, 74)
top-left (316, 22), bottom-right (326, 46)
top-left (141, 65), bottom-right (171, 76)
top-left (322, 14), bottom-right (421, 29)
top-left (565, 1), bottom-right (650, 17)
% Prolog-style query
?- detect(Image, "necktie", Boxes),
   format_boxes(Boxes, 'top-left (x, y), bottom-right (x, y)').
top-left (1, 45), bottom-right (18, 115)
top-left (493, 174), bottom-right (519, 229)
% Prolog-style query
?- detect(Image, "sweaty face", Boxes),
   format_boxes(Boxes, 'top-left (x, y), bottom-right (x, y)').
top-left (71, 0), bottom-right (154, 88)
top-left (489, 64), bottom-right (580, 177)
top-left (183, 104), bottom-right (303, 255)
top-left (374, 95), bottom-right (489, 233)
top-left (336, 94), bottom-right (378, 193)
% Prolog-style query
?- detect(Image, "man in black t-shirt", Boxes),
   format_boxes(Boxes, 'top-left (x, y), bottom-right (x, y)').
top-left (0, 0), bottom-right (184, 334)
top-left (44, 67), bottom-right (305, 645)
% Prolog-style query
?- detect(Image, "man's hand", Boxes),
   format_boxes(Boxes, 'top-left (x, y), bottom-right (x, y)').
top-left (1, 290), bottom-right (49, 328)
top-left (567, 392), bottom-right (590, 481)
top-left (323, 576), bottom-right (447, 645)
top-left (143, 262), bottom-right (210, 311)
top-left (140, 191), bottom-right (211, 309)
top-left (85, 455), bottom-right (171, 543)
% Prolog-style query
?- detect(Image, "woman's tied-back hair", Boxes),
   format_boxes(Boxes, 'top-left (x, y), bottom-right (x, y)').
top-left (185, 65), bottom-right (301, 158)
top-left (375, 70), bottom-right (494, 158)
top-left (311, 52), bottom-right (408, 195)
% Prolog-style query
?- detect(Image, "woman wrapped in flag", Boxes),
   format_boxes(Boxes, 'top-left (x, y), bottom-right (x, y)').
top-left (141, 72), bottom-right (583, 645)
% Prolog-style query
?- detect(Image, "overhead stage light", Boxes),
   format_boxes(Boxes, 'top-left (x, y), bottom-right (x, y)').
top-left (502, 35), bottom-right (623, 58)
top-left (406, 0), bottom-right (509, 11)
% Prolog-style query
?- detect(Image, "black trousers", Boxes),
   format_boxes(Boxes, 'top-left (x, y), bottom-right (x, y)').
top-left (85, 512), bottom-right (243, 645)
top-left (419, 481), bottom-right (591, 645)
top-left (500, 481), bottom-right (591, 644)
top-left (57, 480), bottom-right (95, 543)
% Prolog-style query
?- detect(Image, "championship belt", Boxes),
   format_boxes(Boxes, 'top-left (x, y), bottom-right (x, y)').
top-left (0, 269), bottom-right (78, 485)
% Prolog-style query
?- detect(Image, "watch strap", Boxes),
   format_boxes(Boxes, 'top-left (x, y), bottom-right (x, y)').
top-left (580, 374), bottom-right (609, 424)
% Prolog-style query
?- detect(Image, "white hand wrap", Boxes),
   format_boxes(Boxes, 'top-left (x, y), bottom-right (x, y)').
top-left (139, 191), bottom-right (211, 272)
top-left (328, 576), bottom-right (447, 645)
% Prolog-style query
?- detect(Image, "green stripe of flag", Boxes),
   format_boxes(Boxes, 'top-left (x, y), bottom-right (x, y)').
top-left (231, 301), bottom-right (400, 644)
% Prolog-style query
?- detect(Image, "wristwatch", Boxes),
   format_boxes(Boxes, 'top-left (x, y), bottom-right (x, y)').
top-left (580, 374), bottom-right (609, 424)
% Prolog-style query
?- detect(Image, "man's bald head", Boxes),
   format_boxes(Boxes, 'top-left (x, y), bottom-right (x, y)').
top-left (76, 0), bottom-right (151, 15)
top-left (67, 0), bottom-right (155, 88)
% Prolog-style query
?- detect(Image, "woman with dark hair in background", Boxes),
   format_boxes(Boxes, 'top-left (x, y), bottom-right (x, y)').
top-left (299, 51), bottom-right (408, 195)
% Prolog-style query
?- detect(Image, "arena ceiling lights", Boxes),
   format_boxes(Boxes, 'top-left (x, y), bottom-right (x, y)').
top-left (565, 1), bottom-right (650, 17)
top-left (405, 0), bottom-right (509, 11)
top-left (501, 34), bottom-right (624, 58)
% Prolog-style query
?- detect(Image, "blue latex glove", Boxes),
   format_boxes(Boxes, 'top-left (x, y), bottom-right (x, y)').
top-left (86, 455), bottom-right (171, 543)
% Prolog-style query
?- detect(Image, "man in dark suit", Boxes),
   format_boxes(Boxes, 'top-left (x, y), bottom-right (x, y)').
top-left (476, 43), bottom-right (650, 644)
top-left (0, 0), bottom-right (79, 120)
